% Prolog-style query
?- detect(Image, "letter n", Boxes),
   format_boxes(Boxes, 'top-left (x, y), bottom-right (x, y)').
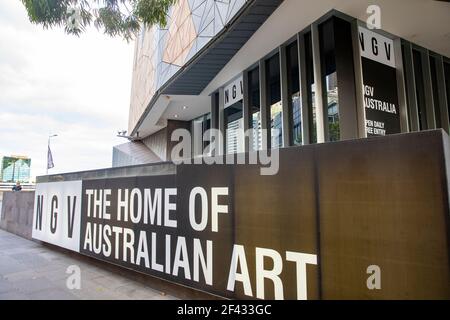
top-left (35, 195), bottom-right (43, 230)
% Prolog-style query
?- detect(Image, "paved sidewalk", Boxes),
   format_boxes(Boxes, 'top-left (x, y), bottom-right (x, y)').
top-left (0, 229), bottom-right (178, 300)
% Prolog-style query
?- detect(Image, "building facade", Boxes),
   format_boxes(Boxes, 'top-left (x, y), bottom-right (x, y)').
top-left (0, 155), bottom-right (31, 183)
top-left (114, 0), bottom-right (450, 166)
top-left (30, 0), bottom-right (450, 300)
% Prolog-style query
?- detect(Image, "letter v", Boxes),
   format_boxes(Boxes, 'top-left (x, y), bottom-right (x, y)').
top-left (67, 196), bottom-right (77, 238)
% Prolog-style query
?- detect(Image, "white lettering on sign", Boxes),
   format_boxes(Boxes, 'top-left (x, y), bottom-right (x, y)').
top-left (364, 85), bottom-right (397, 114)
top-left (224, 75), bottom-right (243, 108)
top-left (358, 26), bottom-right (395, 68)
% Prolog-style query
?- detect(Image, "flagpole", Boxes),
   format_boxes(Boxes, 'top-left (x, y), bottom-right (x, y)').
top-left (47, 134), bottom-right (57, 175)
top-left (46, 136), bottom-right (49, 175)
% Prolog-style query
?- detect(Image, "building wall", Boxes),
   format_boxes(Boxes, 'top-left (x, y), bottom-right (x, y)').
top-left (0, 191), bottom-right (35, 240)
top-left (128, 0), bottom-right (247, 133)
top-left (112, 148), bottom-right (142, 167)
top-left (202, 0), bottom-right (450, 95)
top-left (142, 119), bottom-right (192, 161)
top-left (112, 141), bottom-right (162, 167)
top-left (31, 130), bottom-right (450, 299)
top-left (142, 127), bottom-right (168, 160)
top-left (127, 0), bottom-right (450, 161)
top-left (167, 119), bottom-right (192, 160)
top-left (203, 10), bottom-right (450, 150)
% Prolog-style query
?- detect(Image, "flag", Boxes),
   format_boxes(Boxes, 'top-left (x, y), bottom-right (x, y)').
top-left (47, 145), bottom-right (54, 169)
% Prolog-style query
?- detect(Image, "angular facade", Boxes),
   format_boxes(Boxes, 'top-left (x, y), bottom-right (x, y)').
top-left (35, 0), bottom-right (450, 300)
top-left (128, 0), bottom-right (247, 134)
top-left (118, 0), bottom-right (450, 167)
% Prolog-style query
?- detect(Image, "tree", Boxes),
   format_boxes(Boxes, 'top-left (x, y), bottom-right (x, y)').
top-left (21, 0), bottom-right (177, 41)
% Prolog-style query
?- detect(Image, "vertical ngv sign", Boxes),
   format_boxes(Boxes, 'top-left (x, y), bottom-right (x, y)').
top-left (32, 181), bottom-right (82, 252)
top-left (224, 75), bottom-right (243, 108)
top-left (358, 26), bottom-right (396, 68)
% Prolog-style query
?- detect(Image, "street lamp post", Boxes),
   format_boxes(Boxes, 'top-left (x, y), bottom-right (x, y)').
top-left (46, 134), bottom-right (57, 175)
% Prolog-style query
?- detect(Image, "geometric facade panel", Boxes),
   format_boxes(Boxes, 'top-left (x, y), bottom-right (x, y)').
top-left (129, 0), bottom-right (246, 132)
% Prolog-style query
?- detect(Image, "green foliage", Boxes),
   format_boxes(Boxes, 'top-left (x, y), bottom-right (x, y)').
top-left (20, 0), bottom-right (177, 41)
top-left (329, 122), bottom-right (340, 142)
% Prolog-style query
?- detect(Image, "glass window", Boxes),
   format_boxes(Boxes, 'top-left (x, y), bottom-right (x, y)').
top-left (304, 32), bottom-right (317, 143)
top-left (213, 91), bottom-right (219, 129)
top-left (401, 44), bottom-right (413, 130)
top-left (248, 67), bottom-right (261, 151)
top-left (413, 49), bottom-right (428, 130)
top-left (445, 62), bottom-right (450, 123)
top-left (287, 41), bottom-right (302, 145)
top-left (429, 56), bottom-right (441, 128)
top-left (192, 113), bottom-right (211, 157)
top-left (319, 19), bottom-right (340, 141)
top-left (225, 101), bottom-right (244, 154)
top-left (203, 113), bottom-right (211, 150)
top-left (266, 53), bottom-right (283, 149)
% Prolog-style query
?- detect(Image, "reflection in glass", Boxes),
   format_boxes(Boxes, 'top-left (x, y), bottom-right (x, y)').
top-left (266, 53), bottom-right (283, 149)
top-left (319, 19), bottom-right (340, 141)
top-left (304, 32), bottom-right (317, 143)
top-left (248, 67), bottom-right (261, 151)
top-left (192, 113), bottom-right (211, 157)
top-left (429, 56), bottom-right (441, 128)
top-left (401, 44), bottom-right (413, 130)
top-left (203, 113), bottom-right (211, 150)
top-left (413, 49), bottom-right (427, 130)
top-left (326, 72), bottom-right (339, 140)
top-left (287, 41), bottom-right (301, 145)
top-left (445, 62), bottom-right (450, 123)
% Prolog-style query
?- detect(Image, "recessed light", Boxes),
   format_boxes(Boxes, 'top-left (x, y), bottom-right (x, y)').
top-left (182, 106), bottom-right (188, 110)
top-left (174, 114), bottom-right (178, 118)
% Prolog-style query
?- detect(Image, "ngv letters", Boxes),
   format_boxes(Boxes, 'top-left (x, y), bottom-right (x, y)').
top-left (32, 181), bottom-right (82, 252)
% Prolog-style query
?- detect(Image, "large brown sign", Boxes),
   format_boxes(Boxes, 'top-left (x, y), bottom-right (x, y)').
top-left (32, 130), bottom-right (450, 299)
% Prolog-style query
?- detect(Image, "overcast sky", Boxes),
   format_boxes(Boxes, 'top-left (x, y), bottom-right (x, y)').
top-left (0, 1), bottom-right (134, 181)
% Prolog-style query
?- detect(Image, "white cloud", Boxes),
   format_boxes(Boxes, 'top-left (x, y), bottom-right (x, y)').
top-left (0, 1), bottom-right (135, 181)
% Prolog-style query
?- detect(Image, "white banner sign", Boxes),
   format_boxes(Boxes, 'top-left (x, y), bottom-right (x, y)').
top-left (358, 26), bottom-right (395, 68)
top-left (32, 180), bottom-right (82, 252)
top-left (224, 75), bottom-right (243, 108)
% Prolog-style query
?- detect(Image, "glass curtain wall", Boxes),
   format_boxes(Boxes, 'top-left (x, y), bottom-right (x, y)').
top-left (429, 55), bottom-right (441, 128)
top-left (319, 19), bottom-right (340, 141)
top-left (304, 32), bottom-right (317, 144)
top-left (412, 49), bottom-right (428, 130)
top-left (225, 102), bottom-right (244, 154)
top-left (266, 53), bottom-right (283, 148)
top-left (192, 113), bottom-right (211, 157)
top-left (286, 41), bottom-right (302, 145)
top-left (445, 61), bottom-right (450, 123)
top-left (248, 67), bottom-right (262, 151)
